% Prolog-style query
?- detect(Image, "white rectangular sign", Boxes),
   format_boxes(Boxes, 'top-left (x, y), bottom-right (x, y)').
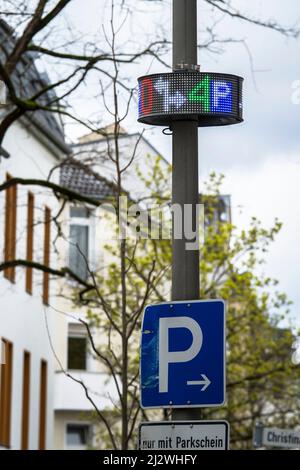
top-left (262, 427), bottom-right (300, 449)
top-left (139, 421), bottom-right (229, 450)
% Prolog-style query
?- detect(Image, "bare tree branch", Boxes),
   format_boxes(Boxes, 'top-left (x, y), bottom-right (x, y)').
top-left (43, 308), bottom-right (118, 450)
top-left (0, 258), bottom-right (95, 290)
top-left (205, 0), bottom-right (300, 38)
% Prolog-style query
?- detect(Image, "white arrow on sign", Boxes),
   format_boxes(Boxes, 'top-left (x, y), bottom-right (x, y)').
top-left (154, 77), bottom-right (186, 111)
top-left (187, 374), bottom-right (211, 391)
top-left (168, 90), bottom-right (187, 109)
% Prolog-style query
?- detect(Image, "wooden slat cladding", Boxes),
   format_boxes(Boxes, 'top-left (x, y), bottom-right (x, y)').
top-left (21, 351), bottom-right (31, 450)
top-left (0, 339), bottom-right (13, 447)
top-left (42, 207), bottom-right (51, 305)
top-left (26, 192), bottom-right (34, 294)
top-left (38, 360), bottom-right (47, 450)
top-left (4, 174), bottom-right (17, 282)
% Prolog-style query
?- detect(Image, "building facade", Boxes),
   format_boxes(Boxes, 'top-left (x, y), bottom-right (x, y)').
top-left (0, 20), bottom-right (232, 450)
top-left (0, 20), bottom-right (70, 450)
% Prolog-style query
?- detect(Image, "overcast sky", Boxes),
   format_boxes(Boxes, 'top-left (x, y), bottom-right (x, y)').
top-left (59, 0), bottom-right (300, 328)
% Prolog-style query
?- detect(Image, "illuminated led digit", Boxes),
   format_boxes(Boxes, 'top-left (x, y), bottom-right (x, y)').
top-left (140, 78), bottom-right (154, 114)
top-left (155, 77), bottom-right (186, 111)
top-left (211, 80), bottom-right (232, 113)
top-left (188, 75), bottom-right (210, 112)
top-left (155, 77), bottom-right (170, 111)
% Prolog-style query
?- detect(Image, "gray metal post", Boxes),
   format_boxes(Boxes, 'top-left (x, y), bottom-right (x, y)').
top-left (171, 0), bottom-right (200, 420)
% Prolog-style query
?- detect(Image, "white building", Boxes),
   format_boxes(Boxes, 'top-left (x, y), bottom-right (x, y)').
top-left (52, 128), bottom-right (168, 450)
top-left (0, 20), bottom-right (70, 450)
top-left (0, 17), bottom-right (168, 449)
top-left (50, 127), bottom-right (231, 450)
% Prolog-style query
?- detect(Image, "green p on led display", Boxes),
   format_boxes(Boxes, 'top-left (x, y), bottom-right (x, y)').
top-left (138, 72), bottom-right (243, 127)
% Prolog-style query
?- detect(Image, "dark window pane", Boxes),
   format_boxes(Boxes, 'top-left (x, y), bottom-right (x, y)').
top-left (68, 337), bottom-right (87, 370)
top-left (69, 225), bottom-right (89, 280)
top-left (66, 424), bottom-right (89, 445)
top-left (70, 207), bottom-right (89, 218)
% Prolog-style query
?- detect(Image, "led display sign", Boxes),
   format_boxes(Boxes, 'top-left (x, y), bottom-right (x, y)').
top-left (138, 72), bottom-right (243, 127)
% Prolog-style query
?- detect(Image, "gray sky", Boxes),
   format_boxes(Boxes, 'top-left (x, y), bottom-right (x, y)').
top-left (59, 0), bottom-right (300, 327)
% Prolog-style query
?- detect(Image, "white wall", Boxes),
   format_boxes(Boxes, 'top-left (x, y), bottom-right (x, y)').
top-left (0, 120), bottom-right (65, 449)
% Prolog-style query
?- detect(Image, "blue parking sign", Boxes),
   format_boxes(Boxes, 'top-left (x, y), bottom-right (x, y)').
top-left (140, 300), bottom-right (226, 408)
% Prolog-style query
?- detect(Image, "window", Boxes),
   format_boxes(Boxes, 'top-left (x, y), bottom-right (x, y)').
top-left (216, 196), bottom-right (231, 224)
top-left (0, 339), bottom-right (13, 447)
top-left (21, 351), bottom-right (31, 450)
top-left (70, 207), bottom-right (89, 218)
top-left (66, 424), bottom-right (91, 450)
top-left (68, 336), bottom-right (87, 370)
top-left (67, 323), bottom-right (87, 371)
top-left (38, 360), bottom-right (47, 450)
top-left (43, 207), bottom-right (51, 305)
top-left (4, 174), bottom-right (17, 282)
top-left (69, 205), bottom-right (90, 280)
top-left (26, 193), bottom-right (34, 294)
top-left (69, 225), bottom-right (89, 280)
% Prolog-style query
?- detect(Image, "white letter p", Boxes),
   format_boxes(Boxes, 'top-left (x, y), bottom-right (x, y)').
top-left (158, 316), bottom-right (203, 393)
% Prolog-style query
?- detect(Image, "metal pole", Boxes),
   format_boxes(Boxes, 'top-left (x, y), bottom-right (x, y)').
top-left (172, 0), bottom-right (200, 420)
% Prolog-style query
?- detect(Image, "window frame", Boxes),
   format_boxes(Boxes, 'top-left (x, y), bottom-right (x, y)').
top-left (67, 335), bottom-right (88, 371)
top-left (21, 350), bottom-right (31, 450)
top-left (38, 359), bottom-right (47, 450)
top-left (42, 207), bottom-right (51, 305)
top-left (69, 206), bottom-right (96, 280)
top-left (4, 173), bottom-right (17, 283)
top-left (25, 192), bottom-right (34, 295)
top-left (0, 339), bottom-right (13, 448)
top-left (69, 224), bottom-right (89, 280)
top-left (65, 422), bottom-right (92, 450)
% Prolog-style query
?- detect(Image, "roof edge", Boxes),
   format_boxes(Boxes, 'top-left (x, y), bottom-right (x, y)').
top-left (24, 113), bottom-right (72, 156)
